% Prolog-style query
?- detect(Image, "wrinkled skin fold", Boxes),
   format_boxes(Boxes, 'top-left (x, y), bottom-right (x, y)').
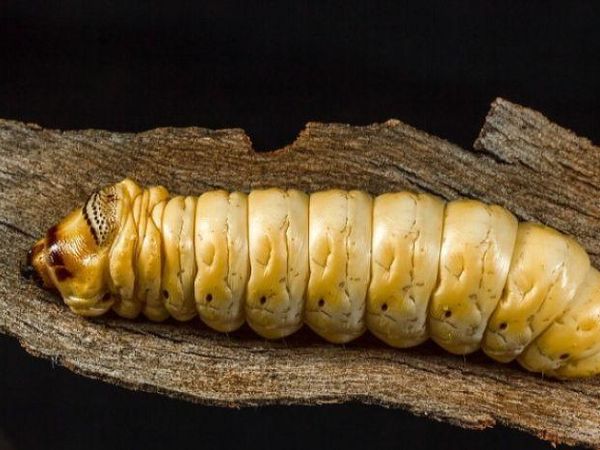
top-left (27, 179), bottom-right (599, 379)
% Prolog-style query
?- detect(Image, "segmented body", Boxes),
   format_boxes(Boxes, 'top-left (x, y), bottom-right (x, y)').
top-left (33, 179), bottom-right (600, 378)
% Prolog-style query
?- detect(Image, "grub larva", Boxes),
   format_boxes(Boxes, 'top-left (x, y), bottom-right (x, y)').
top-left (26, 178), bottom-right (600, 378)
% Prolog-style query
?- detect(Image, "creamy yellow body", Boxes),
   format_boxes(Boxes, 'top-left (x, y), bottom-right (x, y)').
top-left (29, 178), bottom-right (599, 379)
top-left (482, 223), bottom-right (590, 363)
top-left (517, 268), bottom-right (600, 375)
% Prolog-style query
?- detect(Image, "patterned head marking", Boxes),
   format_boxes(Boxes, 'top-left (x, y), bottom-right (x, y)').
top-left (82, 186), bottom-right (119, 246)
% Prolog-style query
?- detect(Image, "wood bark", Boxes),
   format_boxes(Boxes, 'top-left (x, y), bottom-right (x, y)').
top-left (0, 98), bottom-right (598, 448)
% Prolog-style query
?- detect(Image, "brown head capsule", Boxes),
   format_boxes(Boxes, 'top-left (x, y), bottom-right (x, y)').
top-left (26, 179), bottom-right (139, 316)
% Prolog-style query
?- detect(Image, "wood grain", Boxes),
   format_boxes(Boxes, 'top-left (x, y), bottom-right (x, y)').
top-left (0, 98), bottom-right (598, 448)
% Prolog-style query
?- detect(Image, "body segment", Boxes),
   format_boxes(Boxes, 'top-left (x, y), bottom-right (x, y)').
top-left (367, 192), bottom-right (444, 348)
top-left (194, 190), bottom-right (249, 332)
top-left (428, 200), bottom-right (518, 355)
top-left (247, 188), bottom-right (309, 338)
top-left (306, 190), bottom-right (372, 343)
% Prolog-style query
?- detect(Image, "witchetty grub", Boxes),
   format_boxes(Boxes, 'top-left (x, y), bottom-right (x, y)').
top-left (26, 178), bottom-right (600, 379)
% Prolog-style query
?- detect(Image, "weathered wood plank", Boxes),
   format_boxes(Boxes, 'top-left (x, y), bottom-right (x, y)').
top-left (0, 98), bottom-right (598, 448)
top-left (475, 97), bottom-right (599, 267)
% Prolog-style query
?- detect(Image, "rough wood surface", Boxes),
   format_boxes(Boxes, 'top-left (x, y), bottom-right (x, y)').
top-left (0, 98), bottom-right (598, 448)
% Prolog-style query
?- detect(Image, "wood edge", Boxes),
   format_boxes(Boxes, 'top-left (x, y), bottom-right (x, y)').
top-left (476, 96), bottom-right (599, 150)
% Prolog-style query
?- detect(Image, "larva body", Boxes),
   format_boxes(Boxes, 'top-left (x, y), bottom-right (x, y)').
top-left (28, 179), bottom-right (600, 378)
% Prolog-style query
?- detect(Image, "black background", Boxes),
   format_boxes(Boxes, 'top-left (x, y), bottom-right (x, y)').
top-left (1, 2), bottom-right (598, 449)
